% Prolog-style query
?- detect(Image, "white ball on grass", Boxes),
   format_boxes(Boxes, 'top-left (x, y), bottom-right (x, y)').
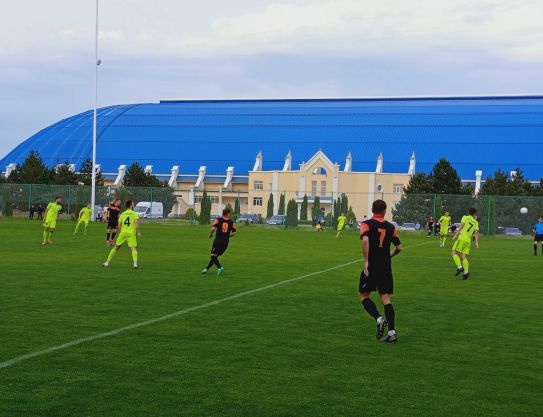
top-left (520, 207), bottom-right (528, 214)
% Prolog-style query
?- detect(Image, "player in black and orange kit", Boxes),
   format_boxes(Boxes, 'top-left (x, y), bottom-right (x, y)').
top-left (106, 199), bottom-right (122, 245)
top-left (201, 208), bottom-right (236, 276)
top-left (358, 199), bottom-right (402, 343)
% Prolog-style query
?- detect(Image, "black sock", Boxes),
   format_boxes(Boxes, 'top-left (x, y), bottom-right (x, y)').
top-left (212, 256), bottom-right (222, 269)
top-left (111, 232), bottom-right (117, 240)
top-left (384, 304), bottom-right (395, 331)
top-left (535, 244), bottom-right (538, 254)
top-left (206, 258), bottom-right (215, 270)
top-left (361, 298), bottom-right (381, 320)
top-left (107, 232), bottom-right (111, 241)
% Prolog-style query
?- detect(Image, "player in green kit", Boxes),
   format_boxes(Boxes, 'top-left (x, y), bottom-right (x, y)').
top-left (336, 213), bottom-right (347, 238)
top-left (102, 200), bottom-right (141, 269)
top-left (451, 208), bottom-right (479, 280)
top-left (438, 211), bottom-right (452, 247)
top-left (73, 203), bottom-right (92, 235)
top-left (42, 196), bottom-right (62, 244)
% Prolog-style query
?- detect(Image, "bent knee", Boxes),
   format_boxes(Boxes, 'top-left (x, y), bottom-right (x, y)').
top-left (379, 293), bottom-right (391, 304)
top-left (359, 292), bottom-right (370, 301)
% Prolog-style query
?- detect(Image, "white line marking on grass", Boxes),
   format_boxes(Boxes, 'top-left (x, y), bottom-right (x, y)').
top-left (0, 241), bottom-right (430, 369)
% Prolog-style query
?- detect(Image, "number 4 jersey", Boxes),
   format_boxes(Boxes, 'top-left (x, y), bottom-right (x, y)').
top-left (119, 209), bottom-right (139, 234)
top-left (359, 216), bottom-right (401, 273)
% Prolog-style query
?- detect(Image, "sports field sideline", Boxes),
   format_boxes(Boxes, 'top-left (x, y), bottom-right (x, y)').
top-left (0, 218), bottom-right (541, 417)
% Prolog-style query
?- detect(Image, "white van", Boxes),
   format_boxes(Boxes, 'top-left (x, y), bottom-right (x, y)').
top-left (134, 202), bottom-right (164, 219)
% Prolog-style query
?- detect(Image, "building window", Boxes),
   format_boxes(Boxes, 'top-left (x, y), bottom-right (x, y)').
top-left (321, 181), bottom-right (327, 196)
top-left (393, 184), bottom-right (404, 194)
top-left (253, 180), bottom-right (263, 190)
top-left (195, 196), bottom-right (219, 204)
top-left (253, 197), bottom-right (263, 206)
top-left (311, 180), bottom-right (317, 195)
top-left (312, 167), bottom-right (327, 176)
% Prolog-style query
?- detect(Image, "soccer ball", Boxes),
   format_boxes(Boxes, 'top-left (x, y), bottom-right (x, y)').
top-left (520, 207), bottom-right (528, 214)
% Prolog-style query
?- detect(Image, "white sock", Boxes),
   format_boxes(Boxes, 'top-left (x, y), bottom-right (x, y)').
top-left (377, 316), bottom-right (384, 325)
top-left (388, 330), bottom-right (396, 336)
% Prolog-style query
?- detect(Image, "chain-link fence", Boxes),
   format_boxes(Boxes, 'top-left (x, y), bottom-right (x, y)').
top-left (2, 183), bottom-right (542, 235)
top-left (0, 184), bottom-right (176, 220)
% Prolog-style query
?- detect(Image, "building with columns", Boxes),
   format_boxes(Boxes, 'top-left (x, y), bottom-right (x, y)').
top-left (246, 150), bottom-right (414, 219)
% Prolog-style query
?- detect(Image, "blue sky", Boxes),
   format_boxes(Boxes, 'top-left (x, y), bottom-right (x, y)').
top-left (1, 0), bottom-right (542, 158)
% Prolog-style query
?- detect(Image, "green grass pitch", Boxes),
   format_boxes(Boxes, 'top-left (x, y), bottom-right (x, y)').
top-left (0, 217), bottom-right (541, 417)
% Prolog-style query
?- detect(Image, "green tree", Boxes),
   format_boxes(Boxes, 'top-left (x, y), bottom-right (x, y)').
top-left (8, 151), bottom-right (52, 184)
top-left (311, 196), bottom-right (321, 218)
top-left (123, 162), bottom-right (164, 187)
top-left (266, 193), bottom-right (274, 218)
top-left (184, 207), bottom-right (198, 222)
top-left (78, 158), bottom-right (104, 186)
top-left (52, 162), bottom-right (78, 185)
top-left (404, 172), bottom-right (432, 193)
top-left (340, 193), bottom-right (349, 214)
top-left (430, 158), bottom-right (462, 194)
top-left (481, 169), bottom-right (534, 196)
top-left (234, 197), bottom-right (241, 215)
top-left (278, 193), bottom-right (285, 215)
top-left (333, 196), bottom-right (341, 227)
top-left (300, 194), bottom-right (308, 220)
top-left (198, 189), bottom-right (212, 225)
top-left (347, 206), bottom-right (357, 223)
top-left (506, 169), bottom-right (532, 196)
top-left (285, 198), bottom-right (298, 228)
top-left (480, 170), bottom-right (508, 195)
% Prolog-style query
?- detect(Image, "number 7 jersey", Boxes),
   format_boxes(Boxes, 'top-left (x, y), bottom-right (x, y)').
top-left (359, 216), bottom-right (401, 270)
top-left (119, 209), bottom-right (139, 234)
top-left (459, 215), bottom-right (478, 241)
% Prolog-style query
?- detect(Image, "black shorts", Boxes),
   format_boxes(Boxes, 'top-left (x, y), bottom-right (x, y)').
top-left (359, 268), bottom-right (393, 295)
top-left (107, 221), bottom-right (118, 230)
top-left (211, 240), bottom-right (229, 256)
top-left (535, 234), bottom-right (543, 242)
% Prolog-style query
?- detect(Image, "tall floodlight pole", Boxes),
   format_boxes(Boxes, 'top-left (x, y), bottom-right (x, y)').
top-left (91, 0), bottom-right (100, 220)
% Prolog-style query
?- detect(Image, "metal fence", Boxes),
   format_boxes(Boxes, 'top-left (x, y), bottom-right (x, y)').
top-left (1, 184), bottom-right (542, 236)
top-left (0, 183), bottom-right (176, 220)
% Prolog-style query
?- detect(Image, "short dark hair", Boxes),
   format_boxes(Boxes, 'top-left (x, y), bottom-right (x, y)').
top-left (55, 196), bottom-right (61, 200)
top-left (372, 199), bottom-right (387, 215)
top-left (126, 200), bottom-right (133, 208)
top-left (223, 208), bottom-right (231, 216)
top-left (468, 207), bottom-right (477, 215)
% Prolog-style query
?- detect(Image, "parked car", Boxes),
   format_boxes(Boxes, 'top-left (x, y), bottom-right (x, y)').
top-left (398, 222), bottom-right (417, 231)
top-left (266, 215), bottom-right (286, 225)
top-left (504, 227), bottom-right (522, 236)
top-left (238, 213), bottom-right (259, 223)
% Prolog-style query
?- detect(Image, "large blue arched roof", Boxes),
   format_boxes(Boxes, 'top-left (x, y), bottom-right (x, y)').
top-left (2, 96), bottom-right (543, 179)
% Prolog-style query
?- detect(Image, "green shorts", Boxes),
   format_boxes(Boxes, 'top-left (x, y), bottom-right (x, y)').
top-left (43, 219), bottom-right (57, 229)
top-left (116, 232), bottom-right (137, 248)
top-left (77, 219), bottom-right (89, 226)
top-left (452, 238), bottom-right (471, 255)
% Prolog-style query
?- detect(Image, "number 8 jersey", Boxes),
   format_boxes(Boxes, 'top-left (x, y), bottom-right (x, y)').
top-left (119, 209), bottom-right (139, 235)
top-left (359, 216), bottom-right (401, 272)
